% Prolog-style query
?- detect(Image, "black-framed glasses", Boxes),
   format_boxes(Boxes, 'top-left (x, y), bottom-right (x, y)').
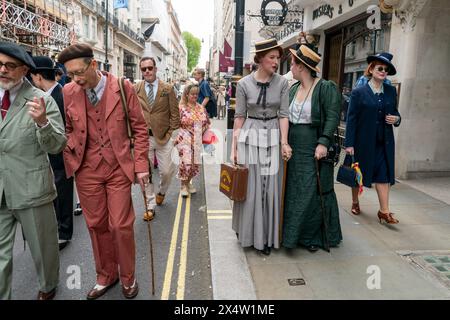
top-left (0, 61), bottom-right (24, 71)
top-left (140, 66), bottom-right (154, 72)
top-left (375, 66), bottom-right (389, 73)
top-left (66, 60), bottom-right (92, 78)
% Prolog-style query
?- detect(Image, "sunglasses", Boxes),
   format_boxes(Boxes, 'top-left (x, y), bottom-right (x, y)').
top-left (141, 66), bottom-right (154, 72)
top-left (375, 66), bottom-right (389, 73)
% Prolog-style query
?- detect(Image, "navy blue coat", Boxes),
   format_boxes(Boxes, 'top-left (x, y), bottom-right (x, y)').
top-left (345, 83), bottom-right (401, 187)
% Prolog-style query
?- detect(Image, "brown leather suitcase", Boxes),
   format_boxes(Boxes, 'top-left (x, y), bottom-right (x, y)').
top-left (219, 163), bottom-right (248, 201)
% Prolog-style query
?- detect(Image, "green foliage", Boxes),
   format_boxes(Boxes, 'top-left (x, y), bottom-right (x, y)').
top-left (182, 31), bottom-right (201, 72)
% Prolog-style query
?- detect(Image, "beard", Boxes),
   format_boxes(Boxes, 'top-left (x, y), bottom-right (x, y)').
top-left (0, 74), bottom-right (21, 90)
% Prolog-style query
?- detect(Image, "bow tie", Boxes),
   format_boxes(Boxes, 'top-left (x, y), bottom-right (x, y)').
top-left (256, 82), bottom-right (270, 108)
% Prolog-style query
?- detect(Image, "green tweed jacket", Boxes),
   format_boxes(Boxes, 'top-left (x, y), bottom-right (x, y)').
top-left (0, 80), bottom-right (67, 210)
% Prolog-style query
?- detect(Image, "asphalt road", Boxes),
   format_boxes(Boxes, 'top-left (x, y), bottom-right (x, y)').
top-left (11, 167), bottom-right (213, 300)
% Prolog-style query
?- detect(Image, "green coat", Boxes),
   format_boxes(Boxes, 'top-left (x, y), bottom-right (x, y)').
top-left (289, 79), bottom-right (341, 148)
top-left (0, 80), bottom-right (67, 210)
top-left (283, 78), bottom-right (343, 249)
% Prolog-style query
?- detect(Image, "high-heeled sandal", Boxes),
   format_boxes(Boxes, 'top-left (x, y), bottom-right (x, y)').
top-left (351, 202), bottom-right (361, 215)
top-left (377, 211), bottom-right (399, 224)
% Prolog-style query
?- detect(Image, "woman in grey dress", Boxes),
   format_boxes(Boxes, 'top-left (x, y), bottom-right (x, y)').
top-left (231, 39), bottom-right (292, 255)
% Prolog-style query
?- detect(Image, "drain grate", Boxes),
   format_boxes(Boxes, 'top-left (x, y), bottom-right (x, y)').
top-left (288, 278), bottom-right (306, 286)
top-left (398, 250), bottom-right (450, 289)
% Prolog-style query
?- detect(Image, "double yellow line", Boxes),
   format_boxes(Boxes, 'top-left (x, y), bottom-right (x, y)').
top-left (161, 193), bottom-right (191, 300)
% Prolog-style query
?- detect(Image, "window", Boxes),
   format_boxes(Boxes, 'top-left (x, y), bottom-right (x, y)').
top-left (376, 29), bottom-right (385, 53)
top-left (91, 17), bottom-right (97, 41)
top-left (83, 14), bottom-right (89, 39)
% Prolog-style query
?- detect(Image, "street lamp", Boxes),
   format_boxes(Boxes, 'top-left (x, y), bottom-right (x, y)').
top-left (165, 67), bottom-right (169, 81)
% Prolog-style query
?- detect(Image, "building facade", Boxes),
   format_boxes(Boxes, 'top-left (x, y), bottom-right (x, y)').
top-left (167, 0), bottom-right (188, 82)
top-left (260, 0), bottom-right (450, 179)
top-left (140, 0), bottom-right (170, 81)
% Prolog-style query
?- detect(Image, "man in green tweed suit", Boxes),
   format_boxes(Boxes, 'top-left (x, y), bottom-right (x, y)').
top-left (0, 42), bottom-right (67, 300)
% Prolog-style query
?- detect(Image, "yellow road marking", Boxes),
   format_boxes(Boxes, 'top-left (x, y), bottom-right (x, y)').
top-left (207, 209), bottom-right (232, 214)
top-left (176, 194), bottom-right (191, 300)
top-left (207, 215), bottom-right (232, 220)
top-left (161, 193), bottom-right (183, 300)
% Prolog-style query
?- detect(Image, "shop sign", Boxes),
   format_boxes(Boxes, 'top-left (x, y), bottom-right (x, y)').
top-left (313, 0), bottom-right (356, 21)
top-left (247, 0), bottom-right (303, 28)
top-left (260, 0), bottom-right (289, 26)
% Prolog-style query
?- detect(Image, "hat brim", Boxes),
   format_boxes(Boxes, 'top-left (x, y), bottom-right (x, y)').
top-left (367, 56), bottom-right (396, 75)
top-left (289, 48), bottom-right (321, 73)
top-left (251, 44), bottom-right (284, 56)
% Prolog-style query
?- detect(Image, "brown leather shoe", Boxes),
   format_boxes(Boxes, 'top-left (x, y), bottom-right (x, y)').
top-left (377, 211), bottom-right (399, 224)
top-left (143, 209), bottom-right (155, 221)
top-left (37, 288), bottom-right (56, 300)
top-left (86, 278), bottom-right (119, 300)
top-left (122, 281), bottom-right (139, 299)
top-left (155, 193), bottom-right (165, 206)
top-left (351, 202), bottom-right (361, 215)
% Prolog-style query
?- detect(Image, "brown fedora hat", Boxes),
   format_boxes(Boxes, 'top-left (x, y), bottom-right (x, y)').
top-left (251, 38), bottom-right (283, 57)
top-left (289, 44), bottom-right (321, 73)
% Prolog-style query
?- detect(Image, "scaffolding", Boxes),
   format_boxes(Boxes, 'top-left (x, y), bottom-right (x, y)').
top-left (0, 0), bottom-right (73, 53)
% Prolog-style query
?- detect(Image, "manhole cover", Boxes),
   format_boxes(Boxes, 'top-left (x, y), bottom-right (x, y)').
top-left (398, 250), bottom-right (450, 289)
top-left (288, 278), bottom-right (306, 286)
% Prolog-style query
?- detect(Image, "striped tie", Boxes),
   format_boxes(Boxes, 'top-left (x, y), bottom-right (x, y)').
top-left (147, 83), bottom-right (154, 107)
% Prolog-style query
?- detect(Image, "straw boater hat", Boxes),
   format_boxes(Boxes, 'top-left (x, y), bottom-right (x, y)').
top-left (251, 38), bottom-right (284, 57)
top-left (289, 44), bottom-right (321, 73)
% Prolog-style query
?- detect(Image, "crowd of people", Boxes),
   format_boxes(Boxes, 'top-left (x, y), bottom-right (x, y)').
top-left (0, 29), bottom-right (402, 299)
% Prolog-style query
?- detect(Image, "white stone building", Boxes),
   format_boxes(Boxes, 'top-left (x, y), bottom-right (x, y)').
top-left (140, 0), bottom-right (171, 81)
top-left (261, 0), bottom-right (450, 179)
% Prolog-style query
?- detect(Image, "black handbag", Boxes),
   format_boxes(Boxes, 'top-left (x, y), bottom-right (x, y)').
top-left (337, 155), bottom-right (358, 188)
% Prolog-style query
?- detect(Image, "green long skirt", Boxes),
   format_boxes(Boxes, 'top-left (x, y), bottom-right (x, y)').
top-left (282, 124), bottom-right (343, 249)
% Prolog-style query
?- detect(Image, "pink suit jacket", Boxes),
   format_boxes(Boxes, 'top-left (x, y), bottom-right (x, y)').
top-left (62, 72), bottom-right (149, 182)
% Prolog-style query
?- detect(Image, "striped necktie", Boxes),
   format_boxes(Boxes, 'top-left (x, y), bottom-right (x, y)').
top-left (1, 90), bottom-right (11, 120)
top-left (147, 83), bottom-right (154, 107)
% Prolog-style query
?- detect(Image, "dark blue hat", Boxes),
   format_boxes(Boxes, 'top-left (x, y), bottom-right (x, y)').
top-left (31, 56), bottom-right (56, 72)
top-left (0, 41), bottom-right (36, 69)
top-left (367, 52), bottom-right (396, 75)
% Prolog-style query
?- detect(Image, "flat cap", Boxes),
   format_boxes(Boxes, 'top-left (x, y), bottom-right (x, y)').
top-left (0, 41), bottom-right (36, 69)
top-left (57, 43), bottom-right (94, 64)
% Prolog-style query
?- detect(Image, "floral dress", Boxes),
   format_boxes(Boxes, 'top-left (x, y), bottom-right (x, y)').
top-left (175, 103), bottom-right (210, 180)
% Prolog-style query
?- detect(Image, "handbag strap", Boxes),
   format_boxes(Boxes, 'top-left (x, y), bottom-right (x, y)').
top-left (118, 77), bottom-right (134, 145)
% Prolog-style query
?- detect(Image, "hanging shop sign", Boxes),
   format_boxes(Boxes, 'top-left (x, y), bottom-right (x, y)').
top-left (247, 0), bottom-right (303, 28)
top-left (260, 0), bottom-right (289, 26)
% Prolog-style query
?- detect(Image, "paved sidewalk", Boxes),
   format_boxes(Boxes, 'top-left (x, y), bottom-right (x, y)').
top-left (204, 118), bottom-right (450, 300)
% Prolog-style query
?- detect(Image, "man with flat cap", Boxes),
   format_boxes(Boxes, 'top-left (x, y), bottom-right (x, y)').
top-left (58, 43), bottom-right (149, 299)
top-left (0, 42), bottom-right (66, 300)
top-left (30, 56), bottom-right (74, 251)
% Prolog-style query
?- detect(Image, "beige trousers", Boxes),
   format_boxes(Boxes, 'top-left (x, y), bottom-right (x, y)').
top-left (145, 136), bottom-right (177, 210)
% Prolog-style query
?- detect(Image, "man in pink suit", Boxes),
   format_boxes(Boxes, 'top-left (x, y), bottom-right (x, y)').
top-left (58, 44), bottom-right (149, 300)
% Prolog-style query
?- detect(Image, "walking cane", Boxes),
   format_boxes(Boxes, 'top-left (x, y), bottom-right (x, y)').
top-left (314, 158), bottom-right (330, 252)
top-left (279, 160), bottom-right (287, 245)
top-left (141, 183), bottom-right (156, 295)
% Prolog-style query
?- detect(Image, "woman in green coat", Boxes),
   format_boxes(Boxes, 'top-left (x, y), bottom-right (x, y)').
top-left (282, 43), bottom-right (342, 252)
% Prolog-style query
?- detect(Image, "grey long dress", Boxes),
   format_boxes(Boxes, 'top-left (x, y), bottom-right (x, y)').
top-left (232, 72), bottom-right (289, 251)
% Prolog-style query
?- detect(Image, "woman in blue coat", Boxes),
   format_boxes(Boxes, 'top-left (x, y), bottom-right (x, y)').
top-left (345, 52), bottom-right (401, 224)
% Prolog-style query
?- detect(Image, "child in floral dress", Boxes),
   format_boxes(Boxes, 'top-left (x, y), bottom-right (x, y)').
top-left (175, 84), bottom-right (210, 196)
